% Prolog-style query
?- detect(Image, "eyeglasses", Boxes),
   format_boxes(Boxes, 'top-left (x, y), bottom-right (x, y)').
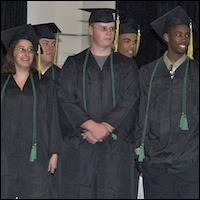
top-left (15, 47), bottom-right (34, 54)
top-left (91, 25), bottom-right (116, 32)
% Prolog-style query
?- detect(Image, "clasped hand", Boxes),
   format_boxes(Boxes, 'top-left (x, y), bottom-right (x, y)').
top-left (81, 120), bottom-right (114, 144)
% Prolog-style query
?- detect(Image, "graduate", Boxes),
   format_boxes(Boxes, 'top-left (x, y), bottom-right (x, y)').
top-left (118, 18), bottom-right (141, 58)
top-left (117, 17), bottom-right (142, 198)
top-left (33, 22), bottom-right (61, 80)
top-left (57, 8), bottom-right (139, 199)
top-left (136, 5), bottom-right (199, 199)
top-left (1, 24), bottom-right (62, 199)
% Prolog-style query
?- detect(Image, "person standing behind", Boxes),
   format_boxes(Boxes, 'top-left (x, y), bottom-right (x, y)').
top-left (117, 17), bottom-right (143, 199)
top-left (117, 18), bottom-right (141, 59)
top-left (32, 22), bottom-right (66, 198)
top-left (57, 8), bottom-right (139, 199)
top-left (136, 6), bottom-right (199, 199)
top-left (32, 22), bottom-right (61, 80)
top-left (1, 24), bottom-right (62, 199)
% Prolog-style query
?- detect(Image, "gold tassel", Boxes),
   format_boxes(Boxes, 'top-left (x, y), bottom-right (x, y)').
top-left (187, 21), bottom-right (194, 60)
top-left (134, 25), bottom-right (141, 57)
top-left (37, 44), bottom-right (42, 80)
top-left (53, 32), bottom-right (59, 65)
top-left (114, 14), bottom-right (120, 52)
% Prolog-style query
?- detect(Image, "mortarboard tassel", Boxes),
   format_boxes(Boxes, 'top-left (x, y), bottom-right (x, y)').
top-left (29, 143), bottom-right (37, 162)
top-left (37, 44), bottom-right (42, 80)
top-left (187, 21), bottom-right (194, 60)
top-left (180, 112), bottom-right (189, 131)
top-left (111, 132), bottom-right (117, 140)
top-left (134, 25), bottom-right (141, 57)
top-left (114, 13), bottom-right (120, 52)
top-left (179, 58), bottom-right (189, 131)
top-left (29, 74), bottom-right (37, 162)
top-left (137, 58), bottom-right (162, 163)
top-left (53, 32), bottom-right (59, 65)
top-left (138, 144), bottom-right (145, 162)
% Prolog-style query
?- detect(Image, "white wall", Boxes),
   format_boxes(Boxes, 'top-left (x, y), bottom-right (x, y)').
top-left (27, 1), bottom-right (115, 67)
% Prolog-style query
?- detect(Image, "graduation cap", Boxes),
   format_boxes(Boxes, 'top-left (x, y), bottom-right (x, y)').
top-left (119, 18), bottom-right (139, 35)
top-left (32, 22), bottom-right (61, 39)
top-left (80, 8), bottom-right (117, 23)
top-left (150, 5), bottom-right (194, 60)
top-left (1, 24), bottom-right (38, 52)
top-left (150, 6), bottom-right (192, 39)
top-left (119, 18), bottom-right (141, 57)
top-left (32, 23), bottom-right (61, 76)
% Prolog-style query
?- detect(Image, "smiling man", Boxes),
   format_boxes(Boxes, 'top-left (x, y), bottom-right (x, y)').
top-left (118, 18), bottom-right (141, 58)
top-left (136, 5), bottom-right (199, 199)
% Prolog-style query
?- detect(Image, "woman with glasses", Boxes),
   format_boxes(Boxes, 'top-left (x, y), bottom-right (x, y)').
top-left (56, 8), bottom-right (139, 199)
top-left (1, 24), bottom-right (61, 199)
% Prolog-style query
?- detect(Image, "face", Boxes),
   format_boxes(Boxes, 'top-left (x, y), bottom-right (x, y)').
top-left (118, 33), bottom-right (137, 58)
top-left (89, 22), bottom-right (115, 49)
top-left (164, 24), bottom-right (190, 57)
top-left (13, 39), bottom-right (35, 71)
top-left (39, 38), bottom-right (56, 65)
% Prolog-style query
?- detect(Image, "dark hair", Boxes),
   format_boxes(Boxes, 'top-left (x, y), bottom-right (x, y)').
top-left (1, 39), bottom-right (37, 75)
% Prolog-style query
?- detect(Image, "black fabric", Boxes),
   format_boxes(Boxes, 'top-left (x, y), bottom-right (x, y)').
top-left (142, 159), bottom-right (199, 199)
top-left (56, 49), bottom-right (139, 198)
top-left (1, 1), bottom-right (27, 31)
top-left (1, 1), bottom-right (27, 65)
top-left (57, 137), bottom-right (136, 199)
top-left (136, 57), bottom-right (199, 172)
top-left (42, 64), bottom-right (61, 81)
top-left (119, 18), bottom-right (139, 35)
top-left (150, 5), bottom-right (192, 40)
top-left (40, 64), bottom-right (73, 139)
top-left (33, 23), bottom-right (61, 39)
top-left (80, 8), bottom-right (117, 23)
top-left (1, 72), bottom-right (62, 199)
top-left (41, 64), bottom-right (74, 138)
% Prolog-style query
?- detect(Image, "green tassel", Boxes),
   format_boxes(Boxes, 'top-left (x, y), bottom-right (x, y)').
top-left (111, 133), bottom-right (117, 140)
top-left (138, 144), bottom-right (145, 162)
top-left (180, 113), bottom-right (189, 131)
top-left (29, 143), bottom-right (37, 162)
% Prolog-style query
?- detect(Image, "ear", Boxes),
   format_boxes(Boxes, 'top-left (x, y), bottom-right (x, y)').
top-left (88, 24), bottom-right (93, 36)
top-left (163, 33), bottom-right (169, 43)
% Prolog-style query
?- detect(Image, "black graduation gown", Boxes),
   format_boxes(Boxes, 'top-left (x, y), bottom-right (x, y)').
top-left (41, 64), bottom-right (72, 141)
top-left (57, 49), bottom-right (139, 199)
top-left (137, 58), bottom-right (199, 173)
top-left (1, 72), bottom-right (62, 199)
top-left (42, 64), bottom-right (61, 81)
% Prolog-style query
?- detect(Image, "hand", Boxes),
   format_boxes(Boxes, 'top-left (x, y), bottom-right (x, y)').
top-left (101, 122), bottom-right (114, 133)
top-left (48, 154), bottom-right (58, 174)
top-left (134, 147), bottom-right (140, 156)
top-left (81, 120), bottom-right (111, 141)
top-left (81, 130), bottom-right (99, 144)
